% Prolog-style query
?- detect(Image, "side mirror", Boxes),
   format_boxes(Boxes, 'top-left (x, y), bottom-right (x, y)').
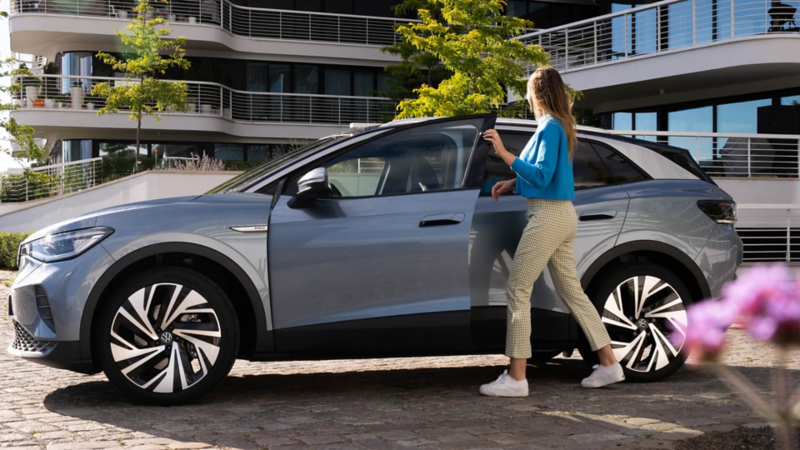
top-left (288, 167), bottom-right (331, 209)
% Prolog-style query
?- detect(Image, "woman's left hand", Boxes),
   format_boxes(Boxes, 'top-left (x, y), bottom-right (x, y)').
top-left (483, 129), bottom-right (517, 167)
top-left (482, 129), bottom-right (506, 155)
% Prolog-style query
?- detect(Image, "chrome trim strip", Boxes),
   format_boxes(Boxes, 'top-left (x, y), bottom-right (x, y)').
top-left (230, 225), bottom-right (269, 233)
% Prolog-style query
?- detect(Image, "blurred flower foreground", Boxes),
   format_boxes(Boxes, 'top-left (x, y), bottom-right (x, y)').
top-left (672, 264), bottom-right (800, 450)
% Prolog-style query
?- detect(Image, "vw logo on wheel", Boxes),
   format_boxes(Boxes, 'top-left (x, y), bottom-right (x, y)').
top-left (636, 318), bottom-right (648, 329)
top-left (159, 331), bottom-right (173, 344)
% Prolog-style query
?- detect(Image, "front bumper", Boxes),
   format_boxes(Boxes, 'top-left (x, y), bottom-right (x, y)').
top-left (6, 243), bottom-right (115, 374)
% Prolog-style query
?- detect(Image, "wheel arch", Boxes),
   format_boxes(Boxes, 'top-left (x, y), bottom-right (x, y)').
top-left (580, 240), bottom-right (711, 304)
top-left (81, 242), bottom-right (272, 367)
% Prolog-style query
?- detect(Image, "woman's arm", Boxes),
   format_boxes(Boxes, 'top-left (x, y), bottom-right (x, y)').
top-left (484, 127), bottom-right (559, 190)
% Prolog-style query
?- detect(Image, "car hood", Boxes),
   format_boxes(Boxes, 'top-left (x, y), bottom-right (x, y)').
top-left (23, 195), bottom-right (202, 243)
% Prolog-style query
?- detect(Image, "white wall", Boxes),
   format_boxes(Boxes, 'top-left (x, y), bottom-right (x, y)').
top-left (0, 171), bottom-right (240, 232)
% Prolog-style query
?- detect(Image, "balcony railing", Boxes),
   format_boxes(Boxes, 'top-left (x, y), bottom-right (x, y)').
top-left (10, 0), bottom-right (412, 46)
top-left (14, 74), bottom-right (397, 126)
top-left (0, 157), bottom-right (102, 202)
top-left (517, 0), bottom-right (800, 73)
top-left (736, 205), bottom-right (800, 263)
top-left (608, 130), bottom-right (800, 178)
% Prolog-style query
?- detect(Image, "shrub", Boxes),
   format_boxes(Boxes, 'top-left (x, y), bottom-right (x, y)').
top-left (0, 232), bottom-right (32, 270)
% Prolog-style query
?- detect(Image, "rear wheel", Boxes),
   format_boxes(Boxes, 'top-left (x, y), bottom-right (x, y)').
top-left (95, 268), bottom-right (239, 405)
top-left (578, 262), bottom-right (691, 382)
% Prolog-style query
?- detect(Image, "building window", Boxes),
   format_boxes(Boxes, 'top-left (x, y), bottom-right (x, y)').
top-left (214, 143), bottom-right (245, 161)
top-left (99, 142), bottom-right (147, 159)
top-left (782, 95), bottom-right (800, 106)
top-left (354, 72), bottom-right (374, 97)
top-left (295, 64), bottom-right (319, 94)
top-left (325, 68), bottom-right (352, 96)
top-left (717, 99), bottom-right (771, 134)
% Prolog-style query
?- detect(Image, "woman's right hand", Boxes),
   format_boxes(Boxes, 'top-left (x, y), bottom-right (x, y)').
top-left (491, 179), bottom-right (515, 201)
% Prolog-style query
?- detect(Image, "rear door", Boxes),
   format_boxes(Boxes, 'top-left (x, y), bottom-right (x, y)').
top-left (470, 130), bottom-right (631, 348)
top-left (269, 115), bottom-right (496, 354)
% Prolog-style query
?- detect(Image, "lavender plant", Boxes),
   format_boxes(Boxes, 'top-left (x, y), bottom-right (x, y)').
top-left (162, 152), bottom-right (225, 171)
top-left (672, 264), bottom-right (800, 449)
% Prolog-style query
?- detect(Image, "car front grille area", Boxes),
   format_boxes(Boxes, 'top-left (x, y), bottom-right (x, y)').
top-left (10, 320), bottom-right (56, 354)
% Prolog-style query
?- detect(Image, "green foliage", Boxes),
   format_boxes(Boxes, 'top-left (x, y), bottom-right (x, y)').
top-left (390, 0), bottom-right (551, 118)
top-left (0, 232), bottom-right (32, 270)
top-left (222, 161), bottom-right (264, 171)
top-left (92, 0), bottom-right (191, 168)
top-left (101, 157), bottom-right (157, 182)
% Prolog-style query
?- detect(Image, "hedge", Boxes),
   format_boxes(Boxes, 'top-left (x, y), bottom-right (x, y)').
top-left (0, 232), bottom-right (33, 270)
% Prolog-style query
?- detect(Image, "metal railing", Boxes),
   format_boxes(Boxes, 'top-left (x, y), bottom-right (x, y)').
top-left (10, 0), bottom-right (413, 46)
top-left (517, 0), bottom-right (800, 73)
top-left (14, 53), bottom-right (46, 70)
top-left (0, 158), bottom-right (102, 202)
top-left (736, 205), bottom-right (800, 263)
top-left (607, 130), bottom-right (800, 178)
top-left (13, 74), bottom-right (397, 126)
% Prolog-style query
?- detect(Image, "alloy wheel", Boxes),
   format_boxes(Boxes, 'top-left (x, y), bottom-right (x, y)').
top-left (601, 276), bottom-right (687, 373)
top-left (109, 283), bottom-right (222, 393)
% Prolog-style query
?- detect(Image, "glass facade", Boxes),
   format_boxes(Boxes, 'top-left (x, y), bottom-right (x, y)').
top-left (506, 0), bottom-right (600, 29)
top-left (55, 140), bottom-right (303, 164)
top-left (717, 99), bottom-right (772, 134)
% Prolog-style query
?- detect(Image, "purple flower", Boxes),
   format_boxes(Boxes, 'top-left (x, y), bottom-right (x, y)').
top-left (671, 299), bottom-right (736, 361)
top-left (719, 264), bottom-right (800, 345)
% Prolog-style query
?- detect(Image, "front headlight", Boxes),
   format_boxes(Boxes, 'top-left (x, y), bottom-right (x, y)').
top-left (18, 227), bottom-right (114, 265)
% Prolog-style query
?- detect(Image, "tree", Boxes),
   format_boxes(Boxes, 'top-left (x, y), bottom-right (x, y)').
top-left (92, 0), bottom-right (190, 170)
top-left (391, 0), bottom-right (551, 118)
top-left (380, 1), bottom-right (451, 109)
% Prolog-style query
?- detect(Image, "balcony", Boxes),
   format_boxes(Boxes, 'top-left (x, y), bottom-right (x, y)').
top-left (12, 74), bottom-right (396, 141)
top-left (517, 0), bottom-right (800, 111)
top-left (10, 0), bottom-right (410, 64)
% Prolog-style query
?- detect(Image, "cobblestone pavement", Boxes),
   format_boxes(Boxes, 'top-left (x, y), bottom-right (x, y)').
top-left (1, 269), bottom-right (799, 450)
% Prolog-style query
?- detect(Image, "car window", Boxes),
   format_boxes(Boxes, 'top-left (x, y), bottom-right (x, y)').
top-left (591, 142), bottom-right (648, 184)
top-left (482, 131), bottom-right (530, 195)
top-left (573, 140), bottom-right (614, 190)
top-left (321, 118), bottom-right (484, 198)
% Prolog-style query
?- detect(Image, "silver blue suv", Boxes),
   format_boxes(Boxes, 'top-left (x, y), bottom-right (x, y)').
top-left (7, 115), bottom-right (742, 404)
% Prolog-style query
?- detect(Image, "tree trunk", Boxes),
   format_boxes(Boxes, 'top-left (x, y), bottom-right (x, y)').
top-left (135, 117), bottom-right (141, 173)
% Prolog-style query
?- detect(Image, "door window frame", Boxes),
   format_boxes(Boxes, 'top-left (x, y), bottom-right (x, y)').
top-left (280, 114), bottom-right (497, 200)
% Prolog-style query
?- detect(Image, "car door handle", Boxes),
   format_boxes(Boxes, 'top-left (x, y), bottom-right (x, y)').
top-left (580, 210), bottom-right (618, 221)
top-left (419, 213), bottom-right (466, 227)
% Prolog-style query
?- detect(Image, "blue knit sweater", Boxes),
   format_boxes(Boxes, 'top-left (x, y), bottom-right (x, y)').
top-left (511, 115), bottom-right (575, 201)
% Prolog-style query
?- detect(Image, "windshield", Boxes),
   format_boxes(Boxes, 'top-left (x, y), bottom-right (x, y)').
top-left (207, 137), bottom-right (344, 194)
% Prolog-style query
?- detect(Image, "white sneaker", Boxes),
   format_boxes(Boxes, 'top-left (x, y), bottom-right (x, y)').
top-left (479, 370), bottom-right (529, 397)
top-left (581, 363), bottom-right (625, 388)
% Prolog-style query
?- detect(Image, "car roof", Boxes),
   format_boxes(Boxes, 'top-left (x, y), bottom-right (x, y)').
top-left (376, 117), bottom-right (608, 134)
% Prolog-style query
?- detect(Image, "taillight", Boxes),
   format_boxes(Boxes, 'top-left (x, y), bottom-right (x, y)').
top-left (697, 200), bottom-right (737, 224)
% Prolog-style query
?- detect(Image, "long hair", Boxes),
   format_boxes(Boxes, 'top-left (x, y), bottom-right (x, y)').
top-left (527, 67), bottom-right (578, 159)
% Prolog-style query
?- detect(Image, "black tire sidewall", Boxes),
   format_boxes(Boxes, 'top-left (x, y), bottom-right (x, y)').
top-left (578, 262), bottom-right (693, 382)
top-left (94, 268), bottom-right (240, 405)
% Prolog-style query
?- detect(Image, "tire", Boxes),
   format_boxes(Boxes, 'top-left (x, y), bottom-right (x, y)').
top-left (95, 268), bottom-right (240, 405)
top-left (578, 262), bottom-right (692, 382)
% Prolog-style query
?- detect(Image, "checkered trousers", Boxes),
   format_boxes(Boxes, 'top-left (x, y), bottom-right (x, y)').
top-left (505, 198), bottom-right (612, 359)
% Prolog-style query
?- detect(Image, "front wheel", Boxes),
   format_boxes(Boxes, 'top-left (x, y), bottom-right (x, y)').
top-left (95, 268), bottom-right (239, 405)
top-left (578, 262), bottom-right (692, 382)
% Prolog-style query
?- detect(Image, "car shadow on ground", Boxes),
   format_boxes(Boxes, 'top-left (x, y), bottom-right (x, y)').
top-left (41, 359), bottom-right (779, 449)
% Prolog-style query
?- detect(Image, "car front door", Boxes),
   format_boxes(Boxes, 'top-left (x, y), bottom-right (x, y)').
top-left (469, 130), bottom-right (633, 349)
top-left (269, 115), bottom-right (496, 355)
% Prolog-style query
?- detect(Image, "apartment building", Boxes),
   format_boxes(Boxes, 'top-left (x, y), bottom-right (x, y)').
top-left (10, 0), bottom-right (408, 164)
top-left (8, 0), bottom-right (800, 261)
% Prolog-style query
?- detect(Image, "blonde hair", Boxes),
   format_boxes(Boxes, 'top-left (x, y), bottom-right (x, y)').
top-left (527, 67), bottom-right (578, 159)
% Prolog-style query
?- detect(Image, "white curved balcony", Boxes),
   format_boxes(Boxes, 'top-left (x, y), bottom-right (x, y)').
top-left (10, 1), bottom-right (411, 64)
top-left (12, 74), bottom-right (396, 141)
top-left (516, 0), bottom-right (800, 111)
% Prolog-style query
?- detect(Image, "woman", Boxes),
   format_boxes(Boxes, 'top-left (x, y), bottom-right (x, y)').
top-left (479, 67), bottom-right (624, 397)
